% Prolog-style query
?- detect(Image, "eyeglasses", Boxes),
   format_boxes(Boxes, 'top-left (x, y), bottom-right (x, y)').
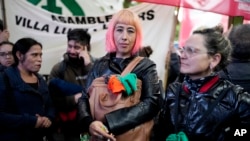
top-left (0, 51), bottom-right (13, 58)
top-left (177, 46), bottom-right (208, 57)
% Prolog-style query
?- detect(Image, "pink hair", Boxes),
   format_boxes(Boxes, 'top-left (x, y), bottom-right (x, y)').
top-left (106, 9), bottom-right (143, 55)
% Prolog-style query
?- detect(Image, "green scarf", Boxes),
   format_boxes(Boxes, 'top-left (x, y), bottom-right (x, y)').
top-left (166, 131), bottom-right (188, 141)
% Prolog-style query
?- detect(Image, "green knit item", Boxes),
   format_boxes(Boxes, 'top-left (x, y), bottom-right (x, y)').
top-left (118, 73), bottom-right (137, 96)
top-left (166, 131), bottom-right (189, 141)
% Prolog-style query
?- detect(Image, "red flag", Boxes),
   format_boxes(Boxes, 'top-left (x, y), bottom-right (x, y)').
top-left (133, 0), bottom-right (250, 20)
top-left (178, 8), bottom-right (228, 47)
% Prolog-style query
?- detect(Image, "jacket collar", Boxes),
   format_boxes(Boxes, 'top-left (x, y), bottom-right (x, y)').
top-left (183, 75), bottom-right (219, 94)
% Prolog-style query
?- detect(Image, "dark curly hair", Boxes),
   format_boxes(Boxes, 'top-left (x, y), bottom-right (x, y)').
top-left (192, 25), bottom-right (232, 71)
top-left (67, 28), bottom-right (91, 51)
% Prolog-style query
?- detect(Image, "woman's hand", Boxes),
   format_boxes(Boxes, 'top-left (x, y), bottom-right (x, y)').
top-left (74, 93), bottom-right (82, 103)
top-left (89, 121), bottom-right (116, 141)
top-left (35, 114), bottom-right (52, 128)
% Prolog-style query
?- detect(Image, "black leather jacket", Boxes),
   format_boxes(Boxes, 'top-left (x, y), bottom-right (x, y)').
top-left (154, 76), bottom-right (250, 141)
top-left (78, 53), bottom-right (162, 135)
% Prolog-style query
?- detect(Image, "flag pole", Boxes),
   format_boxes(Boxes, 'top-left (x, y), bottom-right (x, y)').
top-left (1, 0), bottom-right (7, 28)
top-left (163, 6), bottom-right (179, 91)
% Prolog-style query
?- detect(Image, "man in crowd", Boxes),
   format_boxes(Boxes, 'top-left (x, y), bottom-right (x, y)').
top-left (48, 28), bottom-right (95, 141)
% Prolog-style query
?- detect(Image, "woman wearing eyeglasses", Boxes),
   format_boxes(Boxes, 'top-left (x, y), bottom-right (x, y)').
top-left (0, 41), bottom-right (14, 72)
top-left (153, 25), bottom-right (250, 141)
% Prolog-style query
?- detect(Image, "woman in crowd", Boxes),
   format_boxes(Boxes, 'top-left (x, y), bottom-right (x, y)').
top-left (0, 41), bottom-right (15, 71)
top-left (78, 9), bottom-right (162, 141)
top-left (0, 37), bottom-right (55, 141)
top-left (154, 25), bottom-right (250, 141)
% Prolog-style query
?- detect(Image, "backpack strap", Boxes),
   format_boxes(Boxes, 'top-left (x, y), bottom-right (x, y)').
top-left (121, 56), bottom-right (144, 76)
top-left (173, 84), bottom-right (229, 133)
top-left (174, 84), bottom-right (182, 132)
top-left (192, 88), bottom-right (229, 131)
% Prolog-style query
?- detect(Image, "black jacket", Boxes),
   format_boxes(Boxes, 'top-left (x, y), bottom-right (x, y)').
top-left (0, 64), bottom-right (7, 72)
top-left (154, 76), bottom-right (250, 141)
top-left (219, 59), bottom-right (250, 93)
top-left (78, 53), bottom-right (162, 135)
top-left (0, 67), bottom-right (55, 141)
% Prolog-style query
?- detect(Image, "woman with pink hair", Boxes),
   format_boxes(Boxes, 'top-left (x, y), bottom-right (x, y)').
top-left (78, 9), bottom-right (162, 141)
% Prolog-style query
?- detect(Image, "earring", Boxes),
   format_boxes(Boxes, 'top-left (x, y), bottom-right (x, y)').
top-left (209, 64), bottom-right (213, 70)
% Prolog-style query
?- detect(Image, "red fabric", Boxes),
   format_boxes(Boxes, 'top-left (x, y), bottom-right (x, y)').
top-left (199, 75), bottom-right (219, 93)
top-left (133, 0), bottom-right (250, 20)
top-left (183, 84), bottom-right (190, 94)
top-left (182, 75), bottom-right (219, 94)
top-left (108, 75), bottom-right (125, 95)
top-left (59, 109), bottom-right (77, 122)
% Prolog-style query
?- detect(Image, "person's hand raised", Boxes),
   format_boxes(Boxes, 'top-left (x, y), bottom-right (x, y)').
top-left (78, 46), bottom-right (91, 66)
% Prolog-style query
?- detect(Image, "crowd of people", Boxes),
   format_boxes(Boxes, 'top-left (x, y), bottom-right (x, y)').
top-left (1, 8), bottom-right (250, 141)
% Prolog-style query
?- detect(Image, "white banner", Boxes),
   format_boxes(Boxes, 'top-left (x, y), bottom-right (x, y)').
top-left (5, 0), bottom-right (175, 81)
